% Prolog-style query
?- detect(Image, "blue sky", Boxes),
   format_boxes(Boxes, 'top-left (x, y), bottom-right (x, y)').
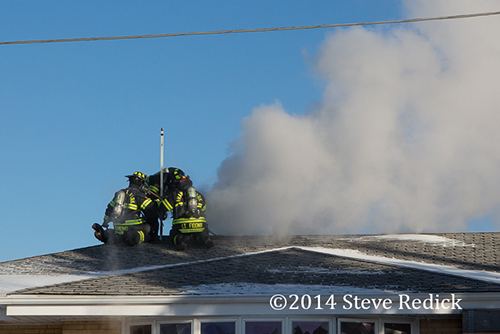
top-left (2, 1), bottom-right (499, 262)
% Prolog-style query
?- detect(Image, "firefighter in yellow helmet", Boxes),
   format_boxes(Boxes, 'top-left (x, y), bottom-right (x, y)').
top-left (93, 171), bottom-right (157, 246)
top-left (153, 168), bottom-right (213, 250)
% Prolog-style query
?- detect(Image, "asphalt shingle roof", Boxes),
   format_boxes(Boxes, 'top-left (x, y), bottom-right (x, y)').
top-left (12, 247), bottom-right (500, 296)
top-left (2, 232), bottom-right (500, 296)
top-left (2, 233), bottom-right (499, 275)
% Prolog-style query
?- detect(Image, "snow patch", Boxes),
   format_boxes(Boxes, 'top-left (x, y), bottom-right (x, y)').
top-left (0, 274), bottom-right (97, 297)
top-left (341, 234), bottom-right (474, 247)
top-left (179, 283), bottom-right (396, 295)
top-left (300, 246), bottom-right (500, 284)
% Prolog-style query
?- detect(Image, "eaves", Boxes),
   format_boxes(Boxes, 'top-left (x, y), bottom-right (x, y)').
top-left (3, 292), bottom-right (500, 318)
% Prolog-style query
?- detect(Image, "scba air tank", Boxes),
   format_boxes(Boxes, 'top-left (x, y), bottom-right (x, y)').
top-left (111, 190), bottom-right (126, 218)
top-left (186, 186), bottom-right (199, 215)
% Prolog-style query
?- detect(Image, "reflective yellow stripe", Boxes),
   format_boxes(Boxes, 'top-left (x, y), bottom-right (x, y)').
top-left (173, 218), bottom-right (206, 233)
top-left (162, 198), bottom-right (173, 211)
top-left (148, 185), bottom-right (159, 194)
top-left (114, 219), bottom-right (144, 226)
top-left (124, 203), bottom-right (138, 210)
top-left (177, 223), bottom-right (205, 233)
top-left (125, 219), bottom-right (144, 224)
top-left (176, 222), bottom-right (204, 231)
top-left (141, 198), bottom-right (153, 210)
top-left (173, 217), bottom-right (206, 224)
top-left (138, 231), bottom-right (145, 244)
top-left (113, 220), bottom-right (144, 235)
top-left (179, 228), bottom-right (205, 233)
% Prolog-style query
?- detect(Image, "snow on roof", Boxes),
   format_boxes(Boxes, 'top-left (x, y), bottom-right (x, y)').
top-left (266, 266), bottom-right (387, 275)
top-left (179, 283), bottom-right (395, 296)
top-left (300, 246), bottom-right (500, 284)
top-left (0, 275), bottom-right (95, 297)
top-left (0, 264), bottom-right (194, 297)
top-left (339, 234), bottom-right (474, 247)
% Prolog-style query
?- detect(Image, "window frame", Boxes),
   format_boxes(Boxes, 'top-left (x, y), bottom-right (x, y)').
top-left (242, 318), bottom-right (285, 334)
top-left (337, 317), bottom-right (378, 334)
top-left (126, 319), bottom-right (154, 334)
top-left (197, 318), bottom-right (240, 334)
top-left (289, 318), bottom-right (334, 334)
top-left (157, 319), bottom-right (194, 334)
top-left (381, 318), bottom-right (418, 334)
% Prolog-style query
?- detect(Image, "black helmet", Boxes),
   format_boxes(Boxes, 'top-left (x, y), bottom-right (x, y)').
top-left (166, 167), bottom-right (192, 189)
top-left (125, 171), bottom-right (147, 184)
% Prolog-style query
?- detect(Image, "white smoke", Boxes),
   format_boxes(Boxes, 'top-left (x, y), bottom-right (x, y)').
top-left (207, 0), bottom-right (500, 235)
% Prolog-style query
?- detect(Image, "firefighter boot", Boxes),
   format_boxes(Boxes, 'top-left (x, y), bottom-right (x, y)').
top-left (173, 233), bottom-right (191, 251)
top-left (194, 230), bottom-right (214, 249)
top-left (204, 234), bottom-right (214, 249)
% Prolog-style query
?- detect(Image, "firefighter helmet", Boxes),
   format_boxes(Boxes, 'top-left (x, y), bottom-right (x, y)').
top-left (125, 171), bottom-right (147, 183)
top-left (166, 168), bottom-right (192, 189)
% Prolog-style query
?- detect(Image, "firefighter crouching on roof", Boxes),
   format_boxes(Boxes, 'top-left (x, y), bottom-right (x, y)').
top-left (93, 171), bottom-right (157, 246)
top-left (145, 169), bottom-right (166, 236)
top-left (153, 167), bottom-right (214, 250)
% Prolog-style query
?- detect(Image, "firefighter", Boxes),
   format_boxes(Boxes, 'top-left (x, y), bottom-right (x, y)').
top-left (145, 167), bottom-right (177, 237)
top-left (146, 168), bottom-right (166, 198)
top-left (93, 171), bottom-right (157, 246)
top-left (156, 168), bottom-right (214, 250)
top-left (147, 167), bottom-right (182, 199)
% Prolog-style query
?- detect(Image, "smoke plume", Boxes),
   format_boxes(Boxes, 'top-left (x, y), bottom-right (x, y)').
top-left (207, 1), bottom-right (500, 235)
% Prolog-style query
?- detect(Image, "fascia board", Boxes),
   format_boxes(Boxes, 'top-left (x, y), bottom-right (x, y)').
top-left (5, 295), bottom-right (269, 317)
top-left (2, 294), bottom-right (266, 305)
top-left (0, 306), bottom-right (17, 322)
top-left (5, 292), bottom-right (500, 317)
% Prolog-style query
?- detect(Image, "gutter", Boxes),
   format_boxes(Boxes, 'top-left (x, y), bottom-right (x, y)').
top-left (3, 292), bottom-right (500, 317)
